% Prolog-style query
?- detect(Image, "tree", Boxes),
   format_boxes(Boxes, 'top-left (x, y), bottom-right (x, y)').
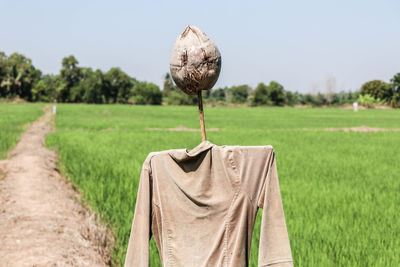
top-left (0, 52), bottom-right (9, 97)
top-left (228, 85), bottom-right (250, 104)
top-left (69, 67), bottom-right (92, 102)
top-left (0, 52), bottom-right (40, 100)
top-left (210, 87), bottom-right (226, 102)
top-left (268, 81), bottom-right (285, 106)
top-left (166, 90), bottom-right (196, 105)
top-left (360, 80), bottom-right (392, 104)
top-left (314, 92), bottom-right (328, 106)
top-left (390, 73), bottom-right (400, 107)
top-left (131, 81), bottom-right (162, 105)
top-left (299, 93), bottom-right (315, 105)
top-left (31, 74), bottom-right (58, 102)
top-left (251, 81), bottom-right (286, 106)
top-left (79, 69), bottom-right (105, 104)
top-left (59, 55), bottom-right (83, 102)
top-left (285, 91), bottom-right (298, 106)
top-left (103, 67), bottom-right (134, 104)
top-left (202, 89), bottom-right (211, 99)
top-left (162, 73), bottom-right (178, 98)
top-left (252, 83), bottom-right (270, 106)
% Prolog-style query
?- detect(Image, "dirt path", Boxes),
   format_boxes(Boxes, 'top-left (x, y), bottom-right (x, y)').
top-left (0, 108), bottom-right (112, 266)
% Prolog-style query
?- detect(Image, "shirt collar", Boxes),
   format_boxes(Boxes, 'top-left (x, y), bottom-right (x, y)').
top-left (169, 141), bottom-right (215, 162)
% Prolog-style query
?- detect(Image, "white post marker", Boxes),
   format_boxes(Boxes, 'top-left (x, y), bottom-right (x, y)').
top-left (353, 101), bottom-right (358, 112)
top-left (52, 105), bottom-right (56, 114)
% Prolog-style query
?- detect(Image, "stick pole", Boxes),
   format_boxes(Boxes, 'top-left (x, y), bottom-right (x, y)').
top-left (197, 91), bottom-right (206, 141)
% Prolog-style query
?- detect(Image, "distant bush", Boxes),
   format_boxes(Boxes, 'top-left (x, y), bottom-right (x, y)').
top-left (252, 83), bottom-right (271, 106)
top-left (330, 91), bottom-right (359, 106)
top-left (360, 80), bottom-right (392, 104)
top-left (131, 82), bottom-right (162, 105)
top-left (357, 94), bottom-right (385, 108)
top-left (268, 81), bottom-right (285, 106)
top-left (285, 91), bottom-right (297, 106)
top-left (162, 73), bottom-right (179, 98)
top-left (251, 81), bottom-right (288, 106)
top-left (227, 85), bottom-right (250, 104)
top-left (210, 88), bottom-right (226, 102)
top-left (165, 91), bottom-right (196, 105)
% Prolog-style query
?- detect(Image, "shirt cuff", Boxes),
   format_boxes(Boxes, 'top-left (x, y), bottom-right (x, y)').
top-left (261, 259), bottom-right (293, 267)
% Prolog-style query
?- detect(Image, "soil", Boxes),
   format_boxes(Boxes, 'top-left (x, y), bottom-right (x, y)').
top-left (147, 125), bottom-right (220, 132)
top-left (0, 108), bottom-right (112, 267)
top-left (324, 126), bottom-right (400, 132)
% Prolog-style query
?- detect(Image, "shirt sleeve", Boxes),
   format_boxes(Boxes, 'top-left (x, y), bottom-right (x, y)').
top-left (257, 152), bottom-right (293, 267)
top-left (124, 159), bottom-right (153, 267)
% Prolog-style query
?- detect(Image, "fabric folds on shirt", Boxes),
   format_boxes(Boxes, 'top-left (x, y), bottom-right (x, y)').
top-left (125, 141), bottom-right (293, 267)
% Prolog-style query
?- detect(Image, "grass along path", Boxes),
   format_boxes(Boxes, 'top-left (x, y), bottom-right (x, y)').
top-left (47, 105), bottom-right (400, 266)
top-left (0, 107), bottom-right (113, 266)
top-left (0, 103), bottom-right (44, 159)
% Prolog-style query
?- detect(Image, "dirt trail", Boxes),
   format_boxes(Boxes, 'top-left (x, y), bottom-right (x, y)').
top-left (0, 108), bottom-right (112, 266)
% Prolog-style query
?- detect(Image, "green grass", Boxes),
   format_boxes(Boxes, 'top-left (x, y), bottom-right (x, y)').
top-left (0, 103), bottom-right (44, 159)
top-left (45, 104), bottom-right (400, 266)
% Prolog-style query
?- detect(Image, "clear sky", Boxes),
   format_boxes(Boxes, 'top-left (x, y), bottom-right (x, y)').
top-left (1, 0), bottom-right (399, 93)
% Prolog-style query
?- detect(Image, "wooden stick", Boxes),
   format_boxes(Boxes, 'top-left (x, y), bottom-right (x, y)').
top-left (198, 91), bottom-right (206, 141)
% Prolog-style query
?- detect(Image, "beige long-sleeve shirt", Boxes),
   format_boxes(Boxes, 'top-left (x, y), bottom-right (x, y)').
top-left (125, 141), bottom-right (293, 267)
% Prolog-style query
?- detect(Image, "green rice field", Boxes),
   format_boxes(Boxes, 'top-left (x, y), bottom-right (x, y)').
top-left (0, 103), bottom-right (43, 159)
top-left (42, 104), bottom-right (400, 266)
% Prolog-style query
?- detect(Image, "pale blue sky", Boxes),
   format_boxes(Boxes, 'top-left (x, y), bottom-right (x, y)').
top-left (1, 0), bottom-right (399, 93)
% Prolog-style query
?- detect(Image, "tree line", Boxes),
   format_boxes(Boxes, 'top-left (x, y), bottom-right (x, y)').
top-left (164, 74), bottom-right (400, 107)
top-left (0, 52), bottom-right (161, 105)
top-left (1, 51), bottom-right (399, 107)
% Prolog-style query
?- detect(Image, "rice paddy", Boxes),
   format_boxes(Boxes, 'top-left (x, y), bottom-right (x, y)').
top-left (15, 103), bottom-right (400, 266)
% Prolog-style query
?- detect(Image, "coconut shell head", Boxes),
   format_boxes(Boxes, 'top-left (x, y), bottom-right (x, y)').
top-left (170, 25), bottom-right (222, 95)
